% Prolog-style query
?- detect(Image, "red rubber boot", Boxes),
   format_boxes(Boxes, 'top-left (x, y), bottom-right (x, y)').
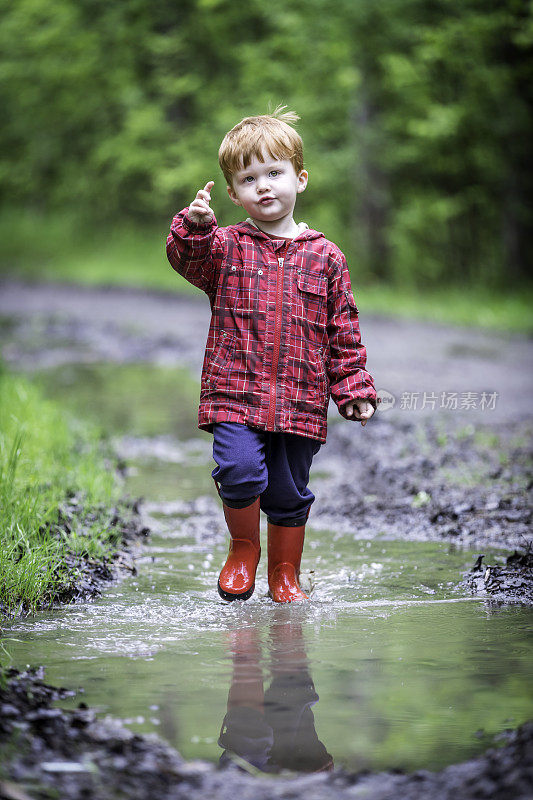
top-left (218, 498), bottom-right (261, 601)
top-left (267, 522), bottom-right (308, 603)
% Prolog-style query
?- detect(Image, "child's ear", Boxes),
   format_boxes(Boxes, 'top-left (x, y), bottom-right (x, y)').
top-left (227, 185), bottom-right (241, 206)
top-left (297, 170), bottom-right (308, 194)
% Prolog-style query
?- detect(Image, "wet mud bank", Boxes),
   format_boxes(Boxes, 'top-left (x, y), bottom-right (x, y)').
top-left (311, 416), bottom-right (532, 603)
top-left (0, 497), bottom-right (149, 621)
top-left (316, 416), bottom-right (531, 550)
top-left (461, 547), bottom-right (533, 605)
top-left (0, 667), bottom-right (532, 800)
top-left (43, 496), bottom-right (151, 611)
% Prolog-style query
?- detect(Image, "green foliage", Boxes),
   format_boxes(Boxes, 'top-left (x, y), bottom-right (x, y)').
top-left (0, 368), bottom-right (119, 616)
top-left (0, 0), bottom-right (531, 289)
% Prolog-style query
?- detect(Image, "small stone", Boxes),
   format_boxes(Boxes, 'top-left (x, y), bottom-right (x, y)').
top-left (472, 555), bottom-right (485, 571)
top-left (41, 761), bottom-right (91, 773)
top-left (26, 708), bottom-right (63, 722)
top-left (0, 704), bottom-right (20, 718)
top-left (0, 780), bottom-right (34, 800)
top-left (504, 510), bottom-right (527, 522)
top-left (453, 502), bottom-right (473, 516)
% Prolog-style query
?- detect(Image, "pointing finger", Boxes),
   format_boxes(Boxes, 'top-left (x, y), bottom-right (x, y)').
top-left (203, 181), bottom-right (214, 195)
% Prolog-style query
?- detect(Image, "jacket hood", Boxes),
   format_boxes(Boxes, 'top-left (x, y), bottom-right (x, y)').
top-left (231, 218), bottom-right (325, 242)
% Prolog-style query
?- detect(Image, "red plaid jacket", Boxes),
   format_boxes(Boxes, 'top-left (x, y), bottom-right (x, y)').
top-left (166, 209), bottom-right (377, 443)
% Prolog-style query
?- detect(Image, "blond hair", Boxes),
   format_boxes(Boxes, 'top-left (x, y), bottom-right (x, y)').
top-left (218, 105), bottom-right (303, 185)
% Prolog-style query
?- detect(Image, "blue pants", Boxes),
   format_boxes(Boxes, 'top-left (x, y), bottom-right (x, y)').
top-left (212, 423), bottom-right (321, 526)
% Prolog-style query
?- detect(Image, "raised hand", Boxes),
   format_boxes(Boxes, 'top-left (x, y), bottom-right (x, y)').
top-left (188, 181), bottom-right (215, 224)
top-left (346, 399), bottom-right (375, 426)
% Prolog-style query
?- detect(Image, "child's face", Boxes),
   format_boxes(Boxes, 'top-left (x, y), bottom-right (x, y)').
top-left (227, 153), bottom-right (308, 224)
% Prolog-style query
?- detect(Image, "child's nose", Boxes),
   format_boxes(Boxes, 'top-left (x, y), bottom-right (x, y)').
top-left (256, 176), bottom-right (270, 192)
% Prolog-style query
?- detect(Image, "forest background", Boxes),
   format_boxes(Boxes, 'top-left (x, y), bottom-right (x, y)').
top-left (0, 0), bottom-right (531, 326)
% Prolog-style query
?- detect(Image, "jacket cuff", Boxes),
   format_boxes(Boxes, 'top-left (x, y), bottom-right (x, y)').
top-left (181, 208), bottom-right (217, 233)
top-left (336, 389), bottom-right (378, 419)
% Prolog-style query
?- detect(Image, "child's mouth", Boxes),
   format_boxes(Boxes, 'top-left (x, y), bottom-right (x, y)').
top-left (259, 197), bottom-right (275, 205)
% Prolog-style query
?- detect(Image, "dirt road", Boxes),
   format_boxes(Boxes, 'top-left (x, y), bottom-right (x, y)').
top-left (1, 280), bottom-right (532, 423)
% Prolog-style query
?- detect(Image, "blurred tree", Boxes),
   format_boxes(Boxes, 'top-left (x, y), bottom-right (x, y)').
top-left (0, 0), bottom-right (531, 287)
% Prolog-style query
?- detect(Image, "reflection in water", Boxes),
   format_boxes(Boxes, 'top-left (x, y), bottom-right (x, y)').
top-left (219, 618), bottom-right (333, 773)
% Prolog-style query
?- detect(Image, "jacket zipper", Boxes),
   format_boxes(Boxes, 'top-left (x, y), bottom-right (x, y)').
top-left (267, 244), bottom-right (288, 430)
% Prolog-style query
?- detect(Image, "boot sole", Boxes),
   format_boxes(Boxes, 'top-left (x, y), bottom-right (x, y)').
top-left (217, 580), bottom-right (255, 602)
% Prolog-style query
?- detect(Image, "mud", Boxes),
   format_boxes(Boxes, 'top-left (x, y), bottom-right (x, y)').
top-left (0, 667), bottom-right (532, 800)
top-left (311, 415), bottom-right (532, 554)
top-left (462, 547), bottom-right (533, 605)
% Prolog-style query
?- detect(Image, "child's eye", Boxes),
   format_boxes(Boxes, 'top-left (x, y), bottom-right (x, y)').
top-left (244, 176), bottom-right (254, 183)
top-left (269, 170), bottom-right (280, 177)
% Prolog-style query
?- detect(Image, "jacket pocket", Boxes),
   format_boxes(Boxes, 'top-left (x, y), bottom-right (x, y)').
top-left (313, 348), bottom-right (329, 408)
top-left (203, 332), bottom-right (235, 392)
top-left (231, 263), bottom-right (263, 317)
top-left (344, 288), bottom-right (358, 312)
top-left (295, 270), bottom-right (328, 329)
top-left (297, 270), bottom-right (327, 297)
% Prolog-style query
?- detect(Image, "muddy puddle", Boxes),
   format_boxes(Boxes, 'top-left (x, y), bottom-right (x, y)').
top-left (2, 361), bottom-right (533, 777)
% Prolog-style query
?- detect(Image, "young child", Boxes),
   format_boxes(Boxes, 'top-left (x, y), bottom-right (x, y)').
top-left (166, 107), bottom-right (376, 604)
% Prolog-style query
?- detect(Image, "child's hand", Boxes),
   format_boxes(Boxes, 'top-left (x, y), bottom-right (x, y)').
top-left (346, 400), bottom-right (375, 426)
top-left (188, 181), bottom-right (215, 224)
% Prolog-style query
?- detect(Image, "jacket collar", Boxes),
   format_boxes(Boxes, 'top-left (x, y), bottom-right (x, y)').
top-left (232, 218), bottom-right (324, 242)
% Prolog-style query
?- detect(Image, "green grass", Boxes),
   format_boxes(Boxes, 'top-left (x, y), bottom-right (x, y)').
top-left (1, 208), bottom-right (532, 333)
top-left (0, 366), bottom-right (125, 618)
top-left (359, 282), bottom-right (533, 333)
